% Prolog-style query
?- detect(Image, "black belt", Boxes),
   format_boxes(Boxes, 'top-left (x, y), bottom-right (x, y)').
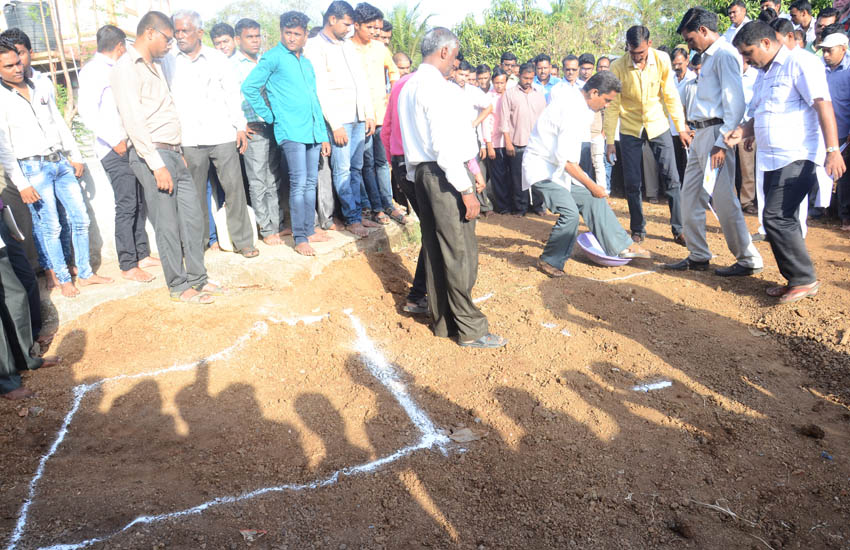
top-left (19, 152), bottom-right (62, 162)
top-left (688, 118), bottom-right (723, 130)
top-left (153, 142), bottom-right (182, 153)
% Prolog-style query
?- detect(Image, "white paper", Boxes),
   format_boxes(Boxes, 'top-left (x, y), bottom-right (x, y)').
top-left (702, 157), bottom-right (721, 222)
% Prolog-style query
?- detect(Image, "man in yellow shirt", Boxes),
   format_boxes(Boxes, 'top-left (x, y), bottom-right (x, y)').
top-left (604, 25), bottom-right (693, 244)
top-left (352, 2), bottom-right (405, 224)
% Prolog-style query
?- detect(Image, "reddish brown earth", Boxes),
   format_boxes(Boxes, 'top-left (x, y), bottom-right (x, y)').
top-left (2, 199), bottom-right (849, 550)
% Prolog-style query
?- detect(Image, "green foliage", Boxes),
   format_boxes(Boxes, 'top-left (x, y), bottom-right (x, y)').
top-left (701, 0), bottom-right (834, 36)
top-left (206, 0), bottom-right (321, 51)
top-left (55, 82), bottom-right (68, 118)
top-left (387, 2), bottom-right (433, 66)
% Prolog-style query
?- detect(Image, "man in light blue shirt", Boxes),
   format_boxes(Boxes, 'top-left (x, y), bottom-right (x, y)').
top-left (665, 8), bottom-right (763, 277)
top-left (532, 53), bottom-right (560, 102)
top-left (820, 29), bottom-right (850, 228)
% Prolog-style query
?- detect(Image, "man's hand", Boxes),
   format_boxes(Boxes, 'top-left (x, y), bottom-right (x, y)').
top-left (679, 130), bottom-right (693, 148)
top-left (321, 141), bottom-right (331, 157)
top-left (112, 140), bottom-right (128, 157)
top-left (461, 192), bottom-right (480, 220)
top-left (723, 126), bottom-right (744, 149)
top-left (825, 150), bottom-right (847, 180)
top-left (365, 118), bottom-right (376, 137)
top-left (474, 173), bottom-right (486, 194)
top-left (236, 130), bottom-right (249, 154)
top-left (606, 143), bottom-right (617, 164)
top-left (70, 161), bottom-right (85, 178)
top-left (588, 182), bottom-right (608, 199)
top-left (710, 146), bottom-right (726, 170)
top-left (20, 186), bottom-right (40, 204)
top-left (487, 143), bottom-right (496, 160)
top-left (332, 127), bottom-right (349, 147)
top-left (479, 146), bottom-right (487, 160)
top-left (153, 166), bottom-right (174, 194)
top-left (245, 124), bottom-right (256, 138)
top-left (743, 136), bottom-right (755, 152)
top-left (505, 142), bottom-right (515, 157)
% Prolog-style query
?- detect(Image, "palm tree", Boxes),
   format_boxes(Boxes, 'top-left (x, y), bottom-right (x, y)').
top-left (387, 2), bottom-right (433, 66)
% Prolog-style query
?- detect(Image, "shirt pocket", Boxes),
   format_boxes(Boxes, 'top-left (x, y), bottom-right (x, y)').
top-left (763, 75), bottom-right (799, 113)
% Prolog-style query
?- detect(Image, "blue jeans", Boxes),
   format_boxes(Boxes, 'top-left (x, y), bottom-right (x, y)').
top-left (21, 157), bottom-right (92, 284)
top-left (362, 127), bottom-right (393, 212)
top-left (280, 140), bottom-right (320, 245)
top-left (329, 121), bottom-right (365, 225)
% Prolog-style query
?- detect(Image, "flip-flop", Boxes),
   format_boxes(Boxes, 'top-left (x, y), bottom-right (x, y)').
top-left (170, 292), bottom-right (214, 304)
top-left (458, 333), bottom-right (508, 349)
top-left (238, 246), bottom-right (260, 258)
top-left (778, 281), bottom-right (819, 304)
top-left (765, 285), bottom-right (789, 297)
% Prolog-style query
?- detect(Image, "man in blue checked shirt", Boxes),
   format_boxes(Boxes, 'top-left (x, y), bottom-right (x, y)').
top-left (242, 11), bottom-right (330, 257)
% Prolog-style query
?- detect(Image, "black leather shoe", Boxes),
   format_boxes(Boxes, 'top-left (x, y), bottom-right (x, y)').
top-left (631, 232), bottom-right (645, 243)
top-left (714, 263), bottom-right (763, 277)
top-left (662, 258), bottom-right (710, 271)
top-left (751, 232), bottom-right (766, 242)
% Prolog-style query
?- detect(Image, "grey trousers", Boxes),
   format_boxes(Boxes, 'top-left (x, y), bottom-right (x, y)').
top-left (535, 180), bottom-right (632, 270)
top-left (316, 154), bottom-right (335, 230)
top-left (242, 126), bottom-right (284, 238)
top-left (184, 142), bottom-right (254, 250)
top-left (128, 148), bottom-right (207, 295)
top-left (0, 252), bottom-right (43, 394)
top-left (681, 125), bottom-right (762, 268)
top-left (415, 162), bottom-right (489, 341)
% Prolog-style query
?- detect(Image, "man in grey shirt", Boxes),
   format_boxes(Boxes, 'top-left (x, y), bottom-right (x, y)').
top-left (112, 11), bottom-right (218, 304)
top-left (664, 8), bottom-right (763, 277)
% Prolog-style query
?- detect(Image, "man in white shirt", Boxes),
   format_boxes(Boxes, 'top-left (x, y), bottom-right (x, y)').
top-left (726, 20), bottom-right (845, 303)
top-left (665, 8), bottom-right (763, 277)
top-left (724, 0), bottom-right (752, 43)
top-left (738, 58), bottom-right (759, 214)
top-left (79, 25), bottom-right (159, 283)
top-left (524, 72), bottom-right (649, 278)
top-left (0, 39), bottom-right (113, 299)
top-left (760, 0), bottom-right (792, 20)
top-left (790, 0), bottom-right (817, 47)
top-left (164, 10), bottom-right (257, 258)
top-left (398, 27), bottom-right (505, 349)
top-left (454, 60), bottom-right (495, 215)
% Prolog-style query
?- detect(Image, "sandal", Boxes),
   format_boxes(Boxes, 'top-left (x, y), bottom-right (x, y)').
top-left (193, 283), bottom-right (228, 296)
top-left (387, 208), bottom-right (407, 225)
top-left (372, 211), bottom-right (391, 225)
top-left (765, 285), bottom-right (789, 297)
top-left (458, 333), bottom-right (508, 349)
top-left (777, 281), bottom-right (819, 304)
top-left (238, 246), bottom-right (260, 258)
top-left (170, 291), bottom-right (214, 304)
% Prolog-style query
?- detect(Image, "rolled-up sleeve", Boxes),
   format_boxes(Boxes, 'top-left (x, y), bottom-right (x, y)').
top-left (111, 60), bottom-right (164, 171)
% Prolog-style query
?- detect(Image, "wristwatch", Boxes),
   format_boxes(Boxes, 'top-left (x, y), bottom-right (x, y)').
top-left (461, 187), bottom-right (474, 195)
top-left (826, 146), bottom-right (840, 153)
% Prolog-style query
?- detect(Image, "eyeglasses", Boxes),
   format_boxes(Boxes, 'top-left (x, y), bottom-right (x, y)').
top-left (156, 28), bottom-right (174, 46)
top-left (563, 68), bottom-right (579, 72)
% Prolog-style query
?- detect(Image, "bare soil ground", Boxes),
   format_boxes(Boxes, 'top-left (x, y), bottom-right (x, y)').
top-left (2, 199), bottom-right (849, 550)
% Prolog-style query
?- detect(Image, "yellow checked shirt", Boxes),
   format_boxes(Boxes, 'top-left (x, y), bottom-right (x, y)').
top-left (352, 39), bottom-right (400, 124)
top-left (603, 48), bottom-right (687, 144)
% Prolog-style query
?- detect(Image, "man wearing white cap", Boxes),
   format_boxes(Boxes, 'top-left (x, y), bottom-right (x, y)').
top-left (820, 28), bottom-right (850, 229)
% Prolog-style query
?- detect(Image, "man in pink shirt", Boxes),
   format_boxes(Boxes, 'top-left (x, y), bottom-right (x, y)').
top-left (484, 67), bottom-right (511, 213)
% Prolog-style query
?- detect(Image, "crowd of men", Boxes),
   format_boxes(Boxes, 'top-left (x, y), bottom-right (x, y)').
top-left (0, 0), bottom-right (848, 398)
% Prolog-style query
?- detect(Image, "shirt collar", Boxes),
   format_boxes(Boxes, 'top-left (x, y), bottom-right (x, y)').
top-left (94, 52), bottom-right (115, 67)
top-left (318, 30), bottom-right (341, 45)
top-left (0, 77), bottom-right (34, 94)
top-left (235, 49), bottom-right (260, 63)
top-left (632, 50), bottom-right (657, 69)
top-left (175, 45), bottom-right (209, 61)
top-left (704, 36), bottom-right (723, 57)
top-left (767, 45), bottom-right (791, 72)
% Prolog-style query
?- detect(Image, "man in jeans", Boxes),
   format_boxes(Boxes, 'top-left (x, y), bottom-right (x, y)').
top-left (305, 0), bottom-right (379, 238)
top-left (112, 11), bottom-right (219, 304)
top-left (232, 17), bottom-right (288, 246)
top-left (0, 39), bottom-right (112, 299)
top-left (500, 62), bottom-right (546, 215)
top-left (79, 24), bottom-right (160, 283)
top-left (165, 10), bottom-right (258, 258)
top-left (242, 11), bottom-right (330, 256)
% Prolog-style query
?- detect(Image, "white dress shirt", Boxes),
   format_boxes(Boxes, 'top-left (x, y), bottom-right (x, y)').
top-left (748, 46), bottom-right (831, 172)
top-left (398, 63), bottom-right (478, 192)
top-left (0, 76), bottom-right (82, 190)
top-left (793, 21), bottom-right (817, 48)
top-left (461, 83), bottom-right (490, 146)
top-left (522, 86), bottom-right (593, 191)
top-left (670, 69), bottom-right (697, 136)
top-left (549, 80), bottom-right (592, 141)
top-left (722, 17), bottom-right (751, 43)
top-left (161, 45), bottom-right (247, 147)
top-left (78, 52), bottom-right (128, 160)
top-left (687, 37), bottom-right (746, 149)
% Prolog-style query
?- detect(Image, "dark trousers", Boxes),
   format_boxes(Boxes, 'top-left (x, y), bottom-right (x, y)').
top-left (129, 148), bottom-right (207, 295)
top-left (0, 217), bottom-right (40, 338)
top-left (488, 148), bottom-right (513, 213)
top-left (508, 145), bottom-right (528, 213)
top-left (619, 130), bottom-right (683, 237)
top-left (763, 160), bottom-right (818, 286)
top-left (673, 137), bottom-right (688, 184)
top-left (100, 149), bottom-right (150, 271)
top-left (835, 149), bottom-right (850, 222)
top-left (475, 155), bottom-right (494, 213)
top-left (390, 155), bottom-right (411, 213)
top-left (0, 252), bottom-right (42, 394)
top-left (580, 142), bottom-right (594, 182)
top-left (415, 162), bottom-right (489, 341)
top-left (183, 143), bottom-right (254, 250)
top-left (393, 156), bottom-right (426, 303)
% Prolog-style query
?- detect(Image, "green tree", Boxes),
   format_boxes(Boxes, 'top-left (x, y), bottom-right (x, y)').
top-left (387, 2), bottom-right (433, 66)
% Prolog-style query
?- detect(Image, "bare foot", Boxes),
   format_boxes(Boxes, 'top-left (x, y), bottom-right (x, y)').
top-left (36, 331), bottom-right (55, 348)
top-left (362, 218), bottom-right (380, 228)
top-left (307, 232), bottom-right (331, 243)
top-left (60, 282), bottom-right (79, 298)
top-left (1, 387), bottom-right (34, 400)
top-left (40, 356), bottom-right (62, 368)
top-left (295, 242), bottom-right (316, 256)
top-left (328, 217), bottom-right (345, 231)
top-left (122, 267), bottom-right (155, 283)
top-left (345, 223), bottom-right (369, 238)
top-left (70, 266), bottom-right (78, 276)
top-left (77, 274), bottom-right (114, 286)
top-left (209, 242), bottom-right (221, 251)
top-left (45, 269), bottom-right (60, 290)
top-left (278, 228), bottom-right (293, 237)
top-left (263, 233), bottom-right (284, 245)
top-left (138, 256), bottom-right (161, 268)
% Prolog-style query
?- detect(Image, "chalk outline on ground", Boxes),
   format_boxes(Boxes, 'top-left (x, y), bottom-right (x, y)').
top-left (5, 312), bottom-right (449, 550)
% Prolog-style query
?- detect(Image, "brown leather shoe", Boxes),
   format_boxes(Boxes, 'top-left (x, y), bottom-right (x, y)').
top-left (673, 233), bottom-right (686, 247)
top-left (537, 258), bottom-right (566, 278)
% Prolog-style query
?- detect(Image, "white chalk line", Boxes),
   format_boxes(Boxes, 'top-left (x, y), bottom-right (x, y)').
top-left (7, 311), bottom-right (447, 550)
top-left (580, 269), bottom-right (658, 283)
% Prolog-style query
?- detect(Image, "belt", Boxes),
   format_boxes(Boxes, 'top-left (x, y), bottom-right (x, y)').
top-left (688, 118), bottom-right (723, 130)
top-left (153, 142), bottom-right (182, 153)
top-left (247, 121), bottom-right (270, 130)
top-left (19, 152), bottom-right (62, 163)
